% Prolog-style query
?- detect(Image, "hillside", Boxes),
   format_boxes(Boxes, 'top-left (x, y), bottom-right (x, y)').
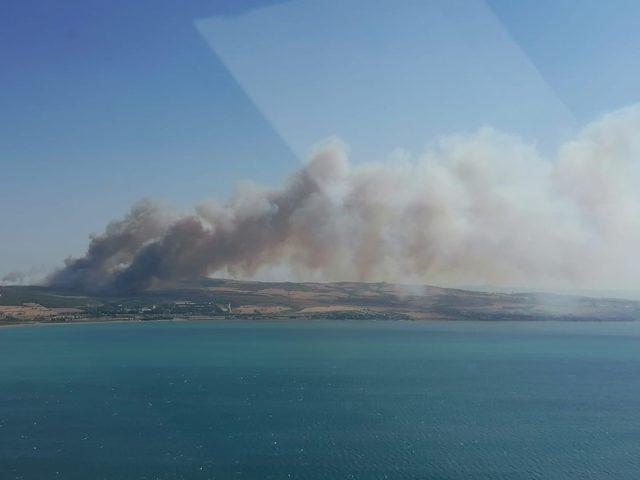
top-left (1, 278), bottom-right (640, 325)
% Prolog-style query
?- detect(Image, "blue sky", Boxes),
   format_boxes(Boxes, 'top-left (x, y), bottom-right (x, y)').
top-left (198, 0), bottom-right (577, 162)
top-left (2, 0), bottom-right (640, 279)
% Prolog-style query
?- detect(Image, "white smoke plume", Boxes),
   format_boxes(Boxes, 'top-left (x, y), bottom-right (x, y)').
top-left (48, 105), bottom-right (640, 293)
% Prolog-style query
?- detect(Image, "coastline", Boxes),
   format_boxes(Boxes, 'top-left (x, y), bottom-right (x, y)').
top-left (3, 314), bottom-right (639, 329)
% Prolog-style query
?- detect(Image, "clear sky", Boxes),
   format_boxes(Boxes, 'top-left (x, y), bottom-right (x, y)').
top-left (2, 0), bottom-right (640, 280)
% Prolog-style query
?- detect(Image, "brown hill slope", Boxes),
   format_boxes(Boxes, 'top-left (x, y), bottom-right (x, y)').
top-left (1, 278), bottom-right (640, 323)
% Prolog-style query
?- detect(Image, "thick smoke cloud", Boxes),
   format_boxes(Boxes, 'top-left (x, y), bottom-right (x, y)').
top-left (49, 105), bottom-right (640, 293)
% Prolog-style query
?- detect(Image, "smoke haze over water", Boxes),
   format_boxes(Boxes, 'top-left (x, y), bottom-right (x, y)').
top-left (47, 105), bottom-right (640, 293)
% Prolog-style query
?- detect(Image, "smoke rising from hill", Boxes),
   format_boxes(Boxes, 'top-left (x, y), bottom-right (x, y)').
top-left (48, 105), bottom-right (640, 293)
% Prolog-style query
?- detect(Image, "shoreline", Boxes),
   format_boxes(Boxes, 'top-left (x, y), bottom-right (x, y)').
top-left (0, 316), bottom-right (226, 329)
top-left (2, 315), bottom-right (639, 329)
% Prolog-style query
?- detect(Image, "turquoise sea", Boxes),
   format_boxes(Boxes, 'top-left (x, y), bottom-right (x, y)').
top-left (2, 320), bottom-right (640, 479)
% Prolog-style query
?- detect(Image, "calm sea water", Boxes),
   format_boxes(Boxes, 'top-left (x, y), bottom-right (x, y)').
top-left (1, 320), bottom-right (640, 479)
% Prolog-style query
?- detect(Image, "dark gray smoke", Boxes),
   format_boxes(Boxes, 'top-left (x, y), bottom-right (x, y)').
top-left (48, 105), bottom-right (640, 293)
top-left (48, 145), bottom-right (342, 292)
